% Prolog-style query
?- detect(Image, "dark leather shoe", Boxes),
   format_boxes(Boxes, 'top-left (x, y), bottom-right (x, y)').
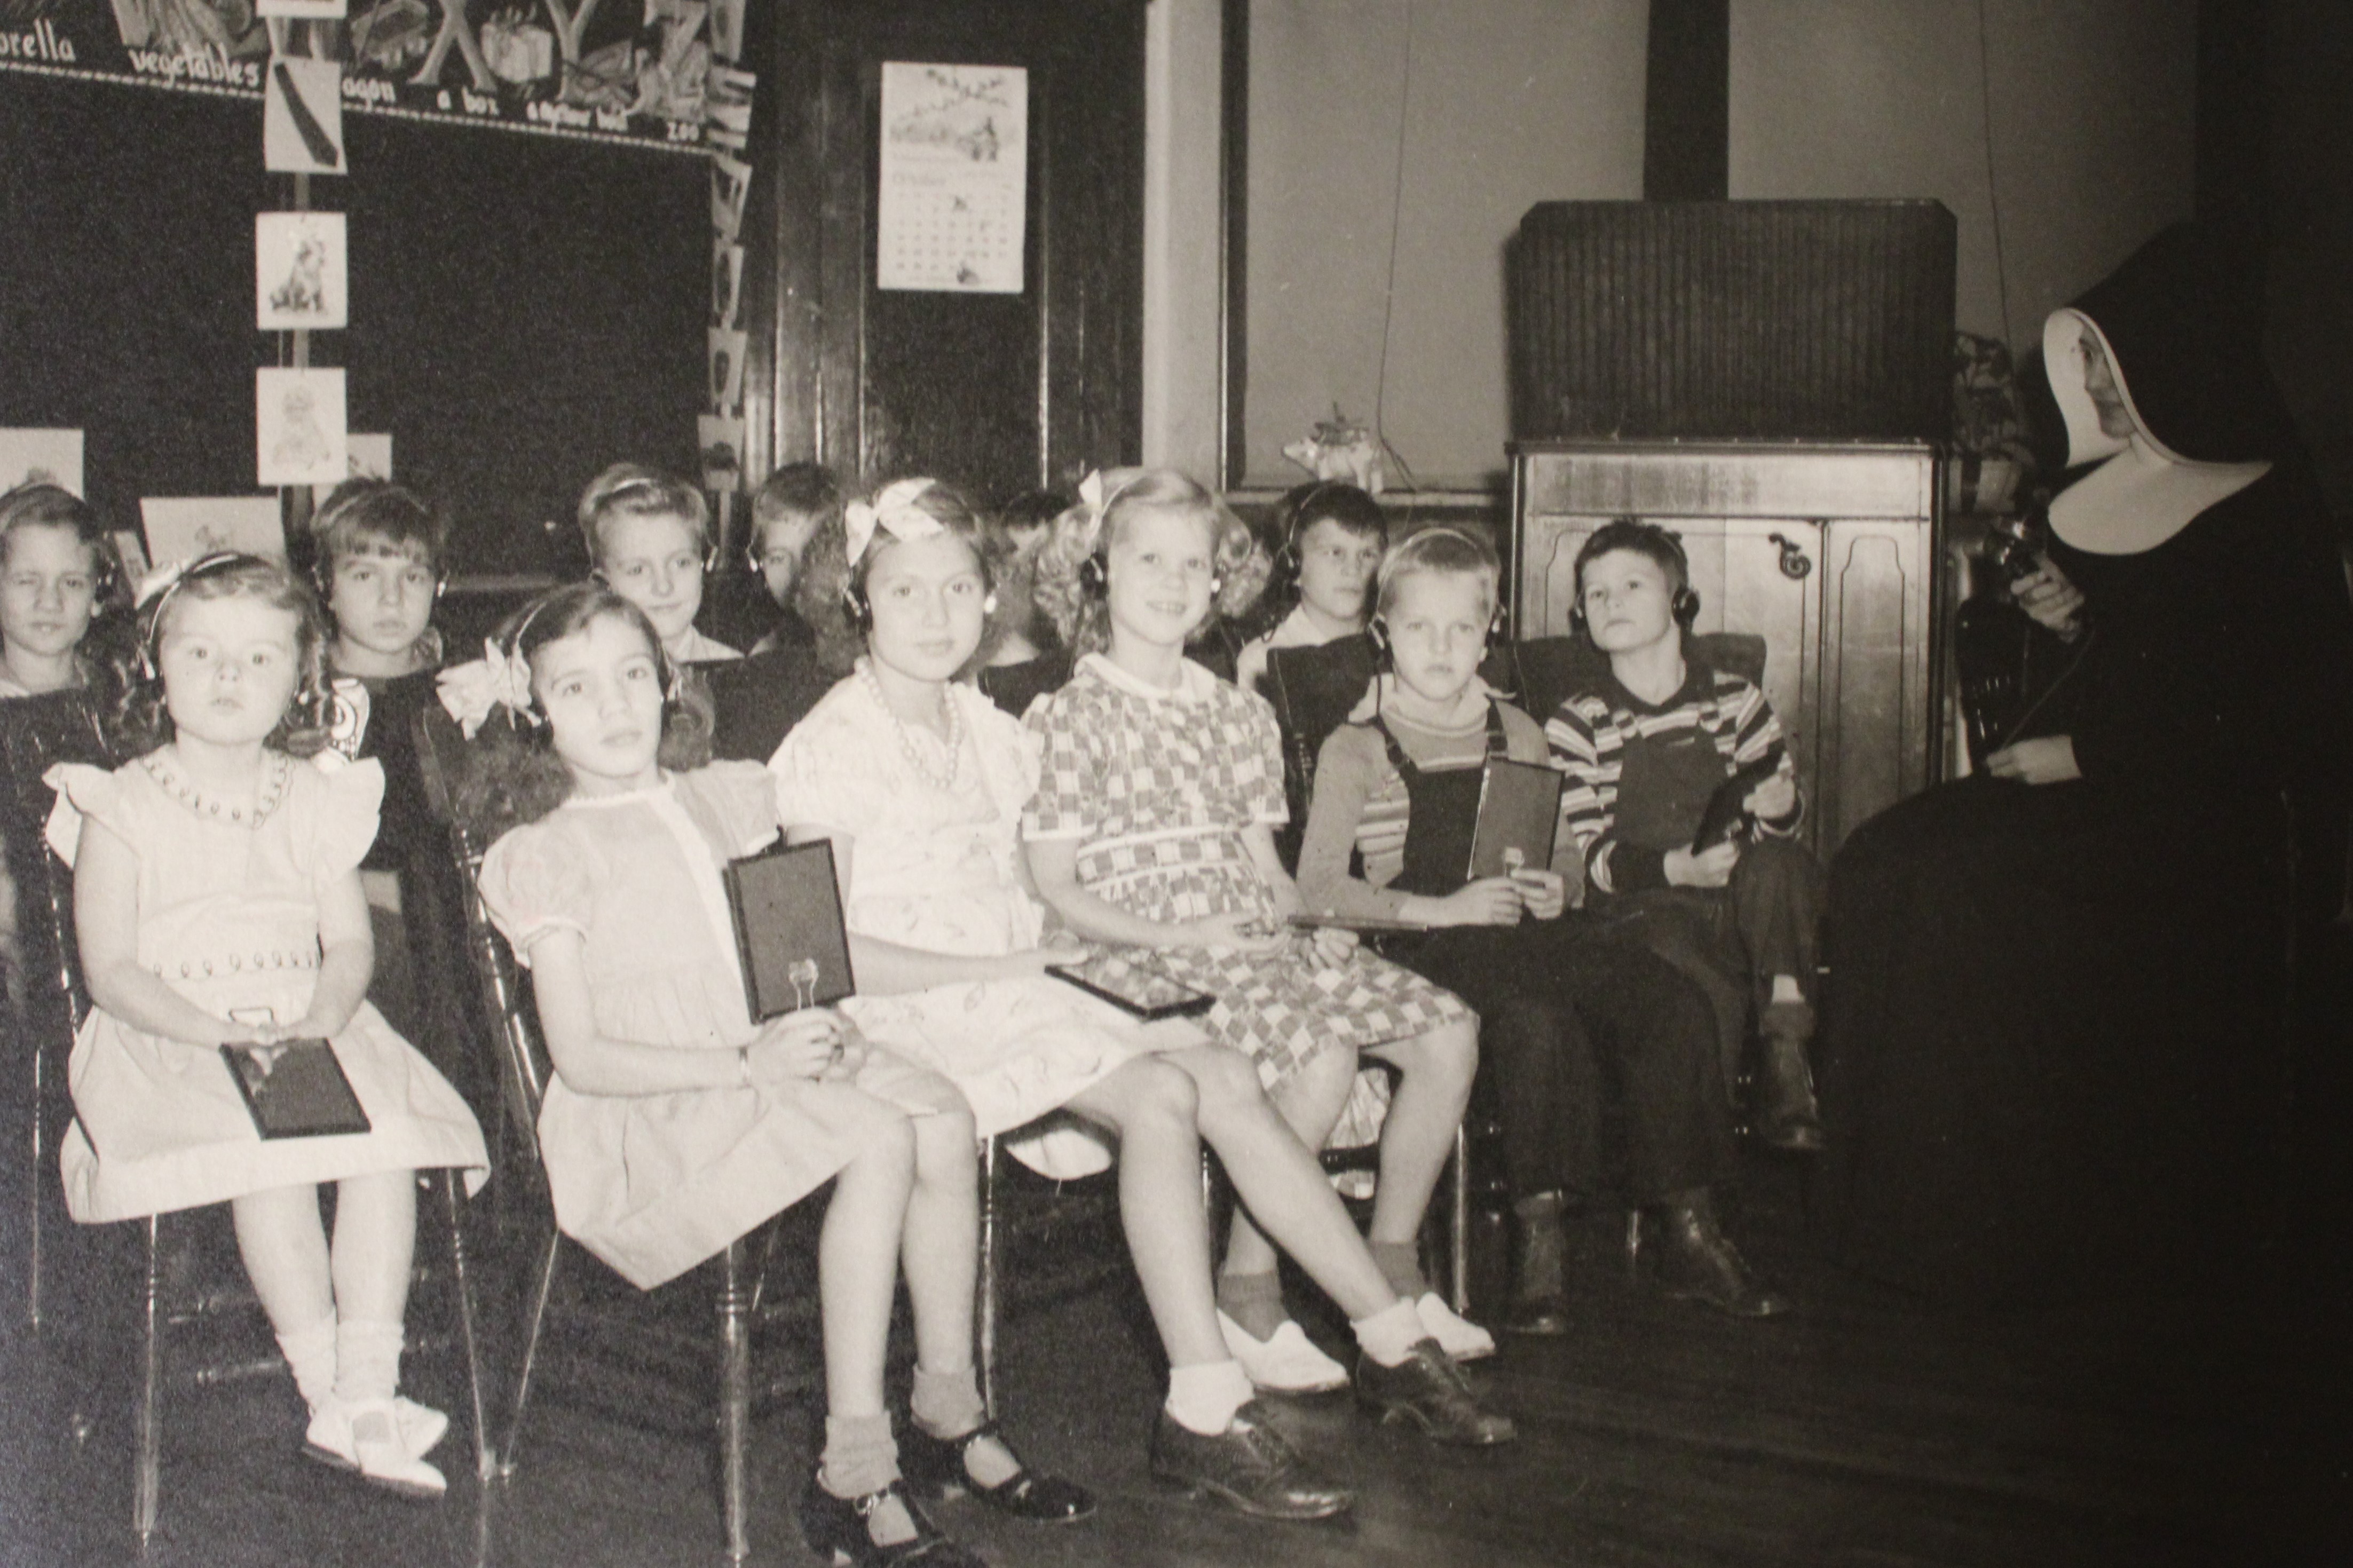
top-left (1647, 1195), bottom-right (1792, 1318)
top-left (1354, 1339), bottom-right (1517, 1446)
top-left (1753, 1031), bottom-right (1826, 1153)
top-left (798, 1471), bottom-right (986, 1568)
top-left (1499, 1292), bottom-right (1572, 1336)
top-left (900, 1420), bottom-right (1094, 1523)
top-left (1149, 1401), bottom-right (1353, 1521)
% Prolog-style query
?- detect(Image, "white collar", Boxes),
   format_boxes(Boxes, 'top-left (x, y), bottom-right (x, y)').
top-left (1079, 650), bottom-right (1219, 704)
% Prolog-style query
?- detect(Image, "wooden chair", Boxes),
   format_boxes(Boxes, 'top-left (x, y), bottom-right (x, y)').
top-left (0, 692), bottom-right (488, 1546)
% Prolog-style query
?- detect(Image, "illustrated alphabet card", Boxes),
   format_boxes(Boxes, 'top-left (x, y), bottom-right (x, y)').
top-left (140, 497), bottom-right (288, 565)
top-left (0, 429), bottom-right (83, 497)
top-left (264, 56), bottom-right (345, 174)
top-left (256, 212), bottom-right (348, 330)
top-left (709, 328), bottom-right (746, 409)
top-left (256, 368), bottom-right (348, 488)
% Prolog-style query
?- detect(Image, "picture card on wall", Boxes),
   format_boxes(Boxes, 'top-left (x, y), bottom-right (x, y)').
top-left (264, 56), bottom-right (345, 174)
top-left (111, 532), bottom-right (152, 583)
top-left (712, 240), bottom-right (745, 327)
top-left (258, 0), bottom-right (348, 17)
top-left (346, 433), bottom-right (393, 480)
top-left (256, 368), bottom-right (348, 488)
top-left (698, 414), bottom-right (744, 492)
top-left (140, 497), bottom-right (287, 565)
top-left (256, 212), bottom-right (348, 330)
top-left (709, 328), bottom-right (746, 408)
top-left (709, 0), bottom-right (745, 62)
top-left (0, 429), bottom-right (84, 497)
top-left (710, 153), bottom-right (751, 240)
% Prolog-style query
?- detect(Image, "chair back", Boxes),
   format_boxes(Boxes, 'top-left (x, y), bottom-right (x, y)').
top-left (975, 649), bottom-right (1074, 720)
top-left (0, 691), bottom-right (117, 1033)
top-left (408, 704), bottom-right (554, 1158)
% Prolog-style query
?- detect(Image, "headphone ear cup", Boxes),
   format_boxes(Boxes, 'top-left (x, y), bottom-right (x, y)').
top-left (1078, 553), bottom-right (1108, 599)
top-left (982, 591), bottom-right (999, 617)
top-left (1673, 586), bottom-right (1701, 626)
top-left (840, 582), bottom-right (872, 632)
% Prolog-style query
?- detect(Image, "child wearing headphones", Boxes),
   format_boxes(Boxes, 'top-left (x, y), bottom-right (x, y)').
top-left (578, 463), bottom-right (741, 667)
top-left (1547, 520), bottom-right (1826, 1152)
top-left (455, 582), bottom-right (1035, 1567)
top-left (1232, 481), bottom-right (1388, 698)
top-left (1024, 470), bottom-right (1513, 1433)
top-left (306, 480), bottom-right (461, 1055)
top-left (0, 482), bottom-right (132, 699)
top-left (1295, 528), bottom-right (1785, 1322)
top-left (55, 553), bottom-right (486, 1496)
top-left (744, 462), bottom-right (840, 658)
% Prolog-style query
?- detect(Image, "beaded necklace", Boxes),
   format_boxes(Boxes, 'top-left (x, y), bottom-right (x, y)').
top-left (141, 748), bottom-right (293, 830)
top-left (860, 659), bottom-right (962, 792)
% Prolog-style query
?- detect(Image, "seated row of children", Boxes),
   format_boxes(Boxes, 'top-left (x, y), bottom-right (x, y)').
top-left (0, 458), bottom-right (1823, 1565)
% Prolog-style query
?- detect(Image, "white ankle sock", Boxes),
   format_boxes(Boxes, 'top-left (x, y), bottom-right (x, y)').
top-left (1164, 1359), bottom-right (1254, 1436)
top-left (274, 1314), bottom-right (337, 1415)
top-left (334, 1318), bottom-right (405, 1406)
top-left (1349, 1298), bottom-right (1427, 1367)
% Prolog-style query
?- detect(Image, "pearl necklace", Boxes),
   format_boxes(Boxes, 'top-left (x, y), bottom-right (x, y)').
top-left (862, 661), bottom-right (963, 792)
top-left (141, 749), bottom-right (293, 830)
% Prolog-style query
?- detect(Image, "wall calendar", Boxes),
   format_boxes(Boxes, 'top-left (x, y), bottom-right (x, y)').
top-left (875, 62), bottom-right (1027, 295)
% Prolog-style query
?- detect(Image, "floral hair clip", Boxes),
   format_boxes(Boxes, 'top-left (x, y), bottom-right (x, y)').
top-left (842, 477), bottom-right (944, 566)
top-left (435, 636), bottom-right (541, 740)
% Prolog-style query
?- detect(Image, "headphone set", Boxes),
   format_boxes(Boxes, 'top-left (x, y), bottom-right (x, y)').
top-left (1363, 527), bottom-right (1507, 672)
top-left (310, 548), bottom-right (448, 612)
top-left (1073, 474), bottom-right (1223, 605)
top-left (839, 552), bottom-right (999, 634)
top-left (1567, 519), bottom-right (1700, 637)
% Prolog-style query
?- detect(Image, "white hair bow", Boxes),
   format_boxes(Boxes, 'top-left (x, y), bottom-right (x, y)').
top-left (435, 638), bottom-right (539, 740)
top-left (842, 478), bottom-right (944, 565)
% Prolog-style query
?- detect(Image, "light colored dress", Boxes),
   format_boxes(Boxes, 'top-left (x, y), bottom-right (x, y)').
top-left (43, 751), bottom-right (488, 1224)
top-left (1024, 653), bottom-right (1472, 1090)
top-left (772, 668), bottom-right (1200, 1180)
top-left (477, 762), bottom-right (961, 1290)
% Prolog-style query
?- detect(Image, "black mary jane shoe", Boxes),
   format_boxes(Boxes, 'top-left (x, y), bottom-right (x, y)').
top-left (900, 1419), bottom-right (1096, 1523)
top-left (799, 1472), bottom-right (986, 1568)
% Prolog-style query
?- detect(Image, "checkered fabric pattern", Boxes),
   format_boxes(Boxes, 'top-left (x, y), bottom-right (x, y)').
top-left (1027, 663), bottom-right (1471, 1088)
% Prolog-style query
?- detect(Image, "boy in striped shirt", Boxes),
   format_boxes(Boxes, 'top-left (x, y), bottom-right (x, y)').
top-left (1546, 521), bottom-right (1825, 1153)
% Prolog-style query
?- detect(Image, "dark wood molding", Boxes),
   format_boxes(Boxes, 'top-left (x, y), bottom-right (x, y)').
top-left (1220, 0), bottom-right (1251, 490)
top-left (1642, 0), bottom-right (1729, 202)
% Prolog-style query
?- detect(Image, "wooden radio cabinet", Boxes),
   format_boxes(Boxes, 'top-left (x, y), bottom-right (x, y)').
top-left (1510, 441), bottom-right (1949, 855)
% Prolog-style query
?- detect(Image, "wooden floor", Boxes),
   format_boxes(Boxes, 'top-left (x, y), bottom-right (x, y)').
top-left (5, 1158), bottom-right (2347, 1568)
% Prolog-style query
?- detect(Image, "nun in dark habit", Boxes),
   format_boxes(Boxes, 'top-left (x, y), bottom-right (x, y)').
top-left (1815, 225), bottom-right (2353, 1308)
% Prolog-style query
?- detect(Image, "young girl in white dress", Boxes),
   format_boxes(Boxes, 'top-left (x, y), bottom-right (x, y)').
top-left (49, 553), bottom-right (487, 1498)
top-left (456, 582), bottom-right (1077, 1568)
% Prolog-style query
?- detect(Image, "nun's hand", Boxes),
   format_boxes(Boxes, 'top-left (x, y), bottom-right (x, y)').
top-left (1985, 736), bottom-right (2081, 785)
top-left (2010, 559), bottom-right (2086, 640)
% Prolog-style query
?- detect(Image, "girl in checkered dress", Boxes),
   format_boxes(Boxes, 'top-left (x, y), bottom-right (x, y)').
top-left (1025, 469), bottom-right (1496, 1389)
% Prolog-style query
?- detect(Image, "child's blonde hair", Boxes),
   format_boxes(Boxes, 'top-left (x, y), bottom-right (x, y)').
top-left (1372, 526), bottom-right (1502, 621)
top-left (105, 554), bottom-right (335, 759)
top-left (1032, 468), bottom-right (1267, 658)
top-left (576, 463), bottom-right (712, 567)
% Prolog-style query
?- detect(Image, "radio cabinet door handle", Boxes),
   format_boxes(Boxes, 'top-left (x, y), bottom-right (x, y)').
top-left (1768, 533), bottom-right (1814, 580)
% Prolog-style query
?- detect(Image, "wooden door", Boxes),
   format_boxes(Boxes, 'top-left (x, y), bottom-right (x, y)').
top-left (753, 0), bottom-right (1146, 505)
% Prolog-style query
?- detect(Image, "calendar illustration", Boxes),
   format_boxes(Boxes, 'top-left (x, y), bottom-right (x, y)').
top-left (877, 63), bottom-right (1027, 295)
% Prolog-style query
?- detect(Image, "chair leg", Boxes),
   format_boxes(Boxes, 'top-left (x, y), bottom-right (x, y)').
top-left (1624, 1209), bottom-right (1644, 1285)
top-left (1449, 1123), bottom-right (1472, 1315)
top-left (717, 1238), bottom-right (752, 1566)
top-left (438, 1171), bottom-right (493, 1483)
top-left (976, 1136), bottom-right (1001, 1422)
top-left (500, 1223), bottom-right (563, 1478)
top-left (132, 1216), bottom-right (162, 1546)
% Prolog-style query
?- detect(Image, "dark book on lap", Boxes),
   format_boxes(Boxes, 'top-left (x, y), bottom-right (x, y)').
top-left (1468, 758), bottom-right (1565, 880)
top-left (221, 1040), bottom-right (372, 1139)
top-left (1691, 743), bottom-right (1787, 853)
top-left (1047, 953), bottom-right (1216, 1020)
top-left (722, 839), bottom-right (858, 1021)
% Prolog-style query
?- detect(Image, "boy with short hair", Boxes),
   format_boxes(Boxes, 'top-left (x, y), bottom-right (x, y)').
top-left (745, 461), bottom-right (840, 656)
top-left (1234, 480), bottom-right (1388, 696)
top-left (1545, 520), bottom-right (1826, 1152)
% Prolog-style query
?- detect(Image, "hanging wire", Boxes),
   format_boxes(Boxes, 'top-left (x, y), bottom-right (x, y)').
top-left (1977, 0), bottom-right (2014, 346)
top-left (1372, 0), bottom-right (1421, 495)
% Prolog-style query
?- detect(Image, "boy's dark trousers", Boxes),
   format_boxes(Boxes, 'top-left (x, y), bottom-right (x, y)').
top-left (1588, 837), bottom-right (1824, 1091)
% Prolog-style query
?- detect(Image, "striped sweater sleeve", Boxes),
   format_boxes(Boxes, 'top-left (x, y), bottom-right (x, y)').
top-left (1545, 695), bottom-right (1664, 893)
top-left (1719, 675), bottom-right (1804, 837)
